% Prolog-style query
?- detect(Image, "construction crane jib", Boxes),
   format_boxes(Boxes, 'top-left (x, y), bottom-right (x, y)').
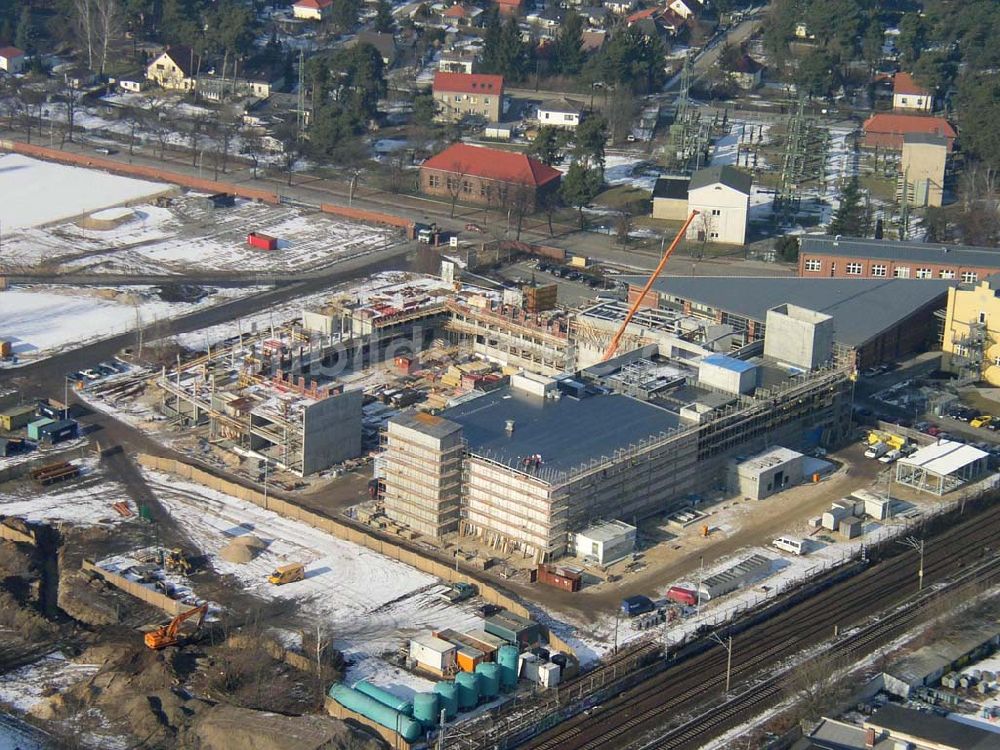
top-left (601, 210), bottom-right (700, 362)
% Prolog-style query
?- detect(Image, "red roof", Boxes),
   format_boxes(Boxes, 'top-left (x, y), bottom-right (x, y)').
top-left (294, 0), bottom-right (333, 8)
top-left (626, 6), bottom-right (659, 23)
top-left (422, 143), bottom-right (562, 187)
top-left (863, 113), bottom-right (955, 139)
top-left (443, 4), bottom-right (469, 17)
top-left (0, 46), bottom-right (24, 59)
top-left (433, 71), bottom-right (504, 95)
top-left (893, 72), bottom-right (929, 97)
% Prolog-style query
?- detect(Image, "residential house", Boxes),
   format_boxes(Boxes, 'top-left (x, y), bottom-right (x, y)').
top-left (668, 0), bottom-right (700, 19)
top-left (526, 8), bottom-right (563, 32)
top-left (537, 97), bottom-right (585, 130)
top-left (496, 0), bottom-right (523, 16)
top-left (146, 46), bottom-right (197, 91)
top-left (900, 133), bottom-right (947, 208)
top-left (651, 175), bottom-right (690, 220)
top-left (292, 0), bottom-right (333, 20)
top-left (0, 46), bottom-right (25, 74)
top-left (441, 3), bottom-right (483, 26)
top-left (581, 29), bottom-right (608, 52)
top-left (357, 31), bottom-right (399, 66)
top-left (419, 142), bottom-right (561, 210)
top-left (197, 76), bottom-right (274, 102)
top-left (113, 72), bottom-right (148, 92)
top-left (794, 21), bottom-right (814, 39)
top-left (432, 71), bottom-right (504, 122)
top-left (729, 54), bottom-right (762, 89)
top-left (579, 6), bottom-right (611, 27)
top-left (626, 5), bottom-right (685, 40)
top-left (685, 164), bottom-right (752, 245)
top-left (438, 48), bottom-right (479, 74)
top-left (604, 0), bottom-right (637, 13)
top-left (862, 113), bottom-right (956, 152)
top-left (892, 72), bottom-right (932, 112)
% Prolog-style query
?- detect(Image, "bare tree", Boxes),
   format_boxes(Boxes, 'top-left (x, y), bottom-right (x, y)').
top-left (61, 81), bottom-right (82, 145)
top-left (503, 181), bottom-right (534, 241)
top-left (616, 208), bottom-right (633, 245)
top-left (123, 105), bottom-right (143, 158)
top-left (444, 162), bottom-right (469, 218)
top-left (242, 130), bottom-right (265, 179)
top-left (784, 654), bottom-right (853, 727)
top-left (145, 99), bottom-right (174, 161)
top-left (94, 0), bottom-right (122, 75)
top-left (73, 0), bottom-right (95, 71)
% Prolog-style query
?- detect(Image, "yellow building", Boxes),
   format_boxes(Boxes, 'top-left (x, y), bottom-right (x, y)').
top-left (899, 133), bottom-right (947, 208)
top-left (942, 276), bottom-right (1000, 383)
top-left (146, 47), bottom-right (196, 91)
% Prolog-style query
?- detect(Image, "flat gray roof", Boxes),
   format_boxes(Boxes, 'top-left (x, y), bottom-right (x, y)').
top-left (867, 704), bottom-right (999, 750)
top-left (633, 276), bottom-right (951, 348)
top-left (442, 387), bottom-right (679, 480)
top-left (389, 410), bottom-right (463, 439)
top-left (800, 234), bottom-right (1000, 268)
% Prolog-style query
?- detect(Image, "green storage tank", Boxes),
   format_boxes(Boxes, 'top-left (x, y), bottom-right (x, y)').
top-left (327, 684), bottom-right (422, 742)
top-left (412, 692), bottom-right (439, 729)
top-left (353, 681), bottom-right (413, 715)
top-left (498, 644), bottom-right (519, 691)
top-left (475, 662), bottom-right (500, 699)
top-left (433, 681), bottom-right (458, 719)
top-left (455, 671), bottom-right (480, 710)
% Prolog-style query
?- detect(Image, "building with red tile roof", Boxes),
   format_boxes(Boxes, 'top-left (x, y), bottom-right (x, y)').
top-left (892, 72), bottom-right (933, 112)
top-left (420, 143), bottom-right (561, 210)
top-left (432, 72), bottom-right (505, 122)
top-left (862, 113), bottom-right (955, 152)
top-left (496, 0), bottom-right (523, 16)
top-left (0, 46), bottom-right (25, 73)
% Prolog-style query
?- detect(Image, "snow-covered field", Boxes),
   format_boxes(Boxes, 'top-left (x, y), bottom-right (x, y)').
top-left (0, 285), bottom-right (250, 365)
top-left (142, 470), bottom-right (483, 695)
top-left (0, 652), bottom-right (99, 713)
top-left (0, 457), bottom-right (138, 528)
top-left (0, 154), bottom-right (169, 229)
top-left (2, 192), bottom-right (397, 277)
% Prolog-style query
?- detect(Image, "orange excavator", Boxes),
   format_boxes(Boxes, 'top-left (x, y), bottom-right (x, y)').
top-left (602, 210), bottom-right (700, 362)
top-left (144, 603), bottom-right (209, 650)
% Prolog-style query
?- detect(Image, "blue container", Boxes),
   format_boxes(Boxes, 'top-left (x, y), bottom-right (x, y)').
top-left (413, 692), bottom-right (439, 729)
top-left (498, 644), bottom-right (519, 691)
top-left (353, 681), bottom-right (413, 715)
top-left (455, 671), bottom-right (480, 710)
top-left (327, 684), bottom-right (422, 742)
top-left (433, 682), bottom-right (458, 719)
top-left (475, 662), bottom-right (500, 699)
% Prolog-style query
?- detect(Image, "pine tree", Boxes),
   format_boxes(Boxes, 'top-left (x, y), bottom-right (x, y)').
top-left (14, 6), bottom-right (33, 54)
top-left (828, 177), bottom-right (865, 237)
top-left (554, 10), bottom-right (583, 75)
top-left (529, 126), bottom-right (562, 166)
top-left (373, 0), bottom-right (394, 32)
top-left (561, 161), bottom-right (602, 227)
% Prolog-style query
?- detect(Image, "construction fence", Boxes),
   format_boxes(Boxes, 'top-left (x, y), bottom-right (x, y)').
top-left (320, 202), bottom-right (413, 231)
top-left (1, 140), bottom-right (281, 204)
top-left (135, 454), bottom-right (576, 659)
top-left (82, 558), bottom-right (187, 616)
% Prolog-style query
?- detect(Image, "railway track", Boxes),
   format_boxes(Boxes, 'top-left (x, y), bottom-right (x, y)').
top-left (524, 499), bottom-right (1000, 750)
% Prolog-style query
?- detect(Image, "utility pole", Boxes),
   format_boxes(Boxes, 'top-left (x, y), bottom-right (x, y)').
top-left (696, 554), bottom-right (704, 614)
top-left (709, 632), bottom-right (733, 694)
top-left (898, 536), bottom-right (924, 591)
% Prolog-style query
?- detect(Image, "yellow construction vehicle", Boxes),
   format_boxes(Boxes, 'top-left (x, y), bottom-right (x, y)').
top-left (971, 415), bottom-right (993, 428)
top-left (867, 430), bottom-right (906, 451)
top-left (268, 562), bottom-right (305, 585)
top-left (144, 603), bottom-right (208, 650)
top-left (163, 548), bottom-right (192, 576)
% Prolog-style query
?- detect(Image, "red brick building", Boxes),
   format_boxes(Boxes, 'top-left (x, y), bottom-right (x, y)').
top-left (862, 113), bottom-right (956, 152)
top-left (798, 235), bottom-right (1000, 283)
top-left (419, 143), bottom-right (561, 211)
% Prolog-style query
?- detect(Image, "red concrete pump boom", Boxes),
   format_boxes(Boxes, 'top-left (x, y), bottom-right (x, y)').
top-left (601, 210), bottom-right (700, 362)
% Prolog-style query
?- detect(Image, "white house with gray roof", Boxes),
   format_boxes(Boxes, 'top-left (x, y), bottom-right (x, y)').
top-left (686, 164), bottom-right (752, 245)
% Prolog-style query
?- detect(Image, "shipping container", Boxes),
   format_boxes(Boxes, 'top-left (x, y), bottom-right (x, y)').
top-left (409, 634), bottom-right (457, 675)
top-left (0, 340), bottom-right (11, 358)
top-left (39, 419), bottom-right (78, 444)
top-left (36, 401), bottom-right (68, 420)
top-left (536, 563), bottom-right (582, 592)
top-left (247, 232), bottom-right (278, 251)
top-left (1, 404), bottom-right (38, 431)
top-left (484, 612), bottom-right (541, 648)
top-left (26, 418), bottom-right (55, 440)
top-left (665, 586), bottom-right (697, 607)
top-left (456, 646), bottom-right (485, 673)
top-left (621, 595), bottom-right (654, 617)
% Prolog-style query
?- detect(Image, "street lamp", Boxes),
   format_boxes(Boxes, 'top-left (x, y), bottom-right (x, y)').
top-left (709, 632), bottom-right (733, 694)
top-left (897, 535), bottom-right (924, 591)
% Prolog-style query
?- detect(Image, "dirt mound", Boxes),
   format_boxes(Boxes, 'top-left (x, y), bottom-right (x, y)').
top-left (188, 705), bottom-right (385, 750)
top-left (220, 535), bottom-right (267, 564)
top-left (58, 571), bottom-right (120, 626)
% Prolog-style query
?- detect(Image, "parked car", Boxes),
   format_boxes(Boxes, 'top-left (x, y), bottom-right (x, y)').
top-left (81, 369), bottom-right (101, 381)
top-left (865, 442), bottom-right (889, 459)
top-left (879, 449), bottom-right (903, 464)
top-left (971, 415), bottom-right (993, 429)
top-left (464, 223), bottom-right (484, 233)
